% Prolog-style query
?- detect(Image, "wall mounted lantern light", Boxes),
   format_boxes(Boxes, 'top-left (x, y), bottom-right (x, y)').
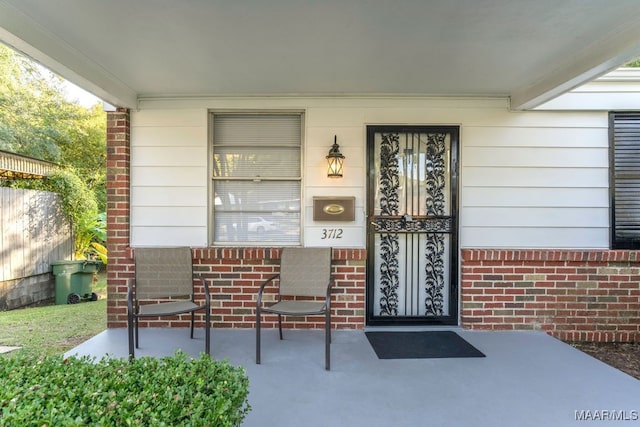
top-left (326, 135), bottom-right (345, 178)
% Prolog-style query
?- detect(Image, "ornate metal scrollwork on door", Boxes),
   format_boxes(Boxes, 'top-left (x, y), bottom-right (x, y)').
top-left (373, 130), bottom-right (452, 319)
top-left (371, 217), bottom-right (452, 233)
top-left (424, 133), bottom-right (447, 316)
top-left (369, 126), bottom-right (457, 323)
top-left (378, 133), bottom-right (400, 316)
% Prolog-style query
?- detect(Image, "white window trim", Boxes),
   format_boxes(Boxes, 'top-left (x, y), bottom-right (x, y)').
top-left (208, 110), bottom-right (305, 246)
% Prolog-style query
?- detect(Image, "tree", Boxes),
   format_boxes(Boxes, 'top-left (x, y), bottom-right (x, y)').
top-left (0, 45), bottom-right (62, 160)
top-left (57, 103), bottom-right (107, 211)
top-left (1, 43), bottom-right (108, 260)
top-left (0, 43), bottom-right (107, 210)
top-left (625, 57), bottom-right (640, 67)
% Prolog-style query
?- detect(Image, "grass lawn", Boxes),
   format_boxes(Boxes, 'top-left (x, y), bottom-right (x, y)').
top-left (0, 273), bottom-right (107, 357)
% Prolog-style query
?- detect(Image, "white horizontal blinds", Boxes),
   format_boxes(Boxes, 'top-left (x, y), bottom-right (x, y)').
top-left (611, 112), bottom-right (640, 249)
top-left (215, 181), bottom-right (300, 211)
top-left (213, 147), bottom-right (300, 177)
top-left (212, 113), bottom-right (301, 244)
top-left (213, 115), bottom-right (301, 178)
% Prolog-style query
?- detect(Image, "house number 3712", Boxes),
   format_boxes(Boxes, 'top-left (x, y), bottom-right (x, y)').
top-left (321, 228), bottom-right (343, 239)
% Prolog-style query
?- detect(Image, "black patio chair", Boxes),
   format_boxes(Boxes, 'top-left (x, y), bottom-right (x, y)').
top-left (127, 247), bottom-right (211, 358)
top-left (255, 247), bottom-right (334, 370)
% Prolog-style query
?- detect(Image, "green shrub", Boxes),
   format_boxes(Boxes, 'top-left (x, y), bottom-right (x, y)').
top-left (0, 352), bottom-right (250, 426)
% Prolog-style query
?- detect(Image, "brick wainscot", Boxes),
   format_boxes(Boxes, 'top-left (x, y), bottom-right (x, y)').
top-left (461, 249), bottom-right (640, 342)
top-left (107, 246), bottom-right (366, 329)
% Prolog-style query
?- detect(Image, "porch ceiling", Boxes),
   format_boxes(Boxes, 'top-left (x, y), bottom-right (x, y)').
top-left (1, 0), bottom-right (640, 110)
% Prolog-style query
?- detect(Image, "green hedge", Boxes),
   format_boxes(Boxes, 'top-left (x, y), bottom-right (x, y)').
top-left (0, 352), bottom-right (250, 426)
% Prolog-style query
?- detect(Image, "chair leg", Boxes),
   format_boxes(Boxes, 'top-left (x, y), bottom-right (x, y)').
top-left (278, 314), bottom-right (283, 340)
top-left (190, 311), bottom-right (195, 339)
top-left (256, 306), bottom-right (261, 364)
top-left (325, 310), bottom-right (331, 371)
top-left (128, 312), bottom-right (135, 360)
top-left (205, 307), bottom-right (211, 356)
top-left (135, 316), bottom-right (140, 349)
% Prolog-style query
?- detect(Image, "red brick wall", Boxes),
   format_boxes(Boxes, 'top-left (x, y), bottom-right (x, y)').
top-left (106, 108), bottom-right (131, 328)
top-left (461, 249), bottom-right (640, 342)
top-left (106, 247), bottom-right (366, 329)
top-left (194, 248), bottom-right (366, 329)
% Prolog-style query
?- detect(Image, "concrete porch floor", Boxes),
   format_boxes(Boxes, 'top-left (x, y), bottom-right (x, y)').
top-left (66, 328), bottom-right (640, 427)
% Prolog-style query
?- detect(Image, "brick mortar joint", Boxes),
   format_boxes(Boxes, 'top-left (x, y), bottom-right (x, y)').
top-left (461, 249), bottom-right (640, 263)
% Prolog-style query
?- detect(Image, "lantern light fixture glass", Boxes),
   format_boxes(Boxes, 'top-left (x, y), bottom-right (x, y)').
top-left (326, 135), bottom-right (345, 178)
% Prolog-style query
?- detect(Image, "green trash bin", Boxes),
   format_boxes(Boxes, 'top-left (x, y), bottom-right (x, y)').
top-left (52, 260), bottom-right (102, 304)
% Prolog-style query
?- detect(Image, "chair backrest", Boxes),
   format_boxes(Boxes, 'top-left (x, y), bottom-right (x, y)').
top-left (134, 247), bottom-right (194, 299)
top-left (279, 247), bottom-right (332, 297)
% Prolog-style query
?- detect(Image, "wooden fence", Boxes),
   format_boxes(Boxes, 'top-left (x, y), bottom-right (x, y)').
top-left (0, 187), bottom-right (73, 309)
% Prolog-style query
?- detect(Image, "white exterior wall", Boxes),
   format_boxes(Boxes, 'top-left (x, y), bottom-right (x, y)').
top-left (130, 97), bottom-right (609, 249)
top-left (130, 109), bottom-right (209, 246)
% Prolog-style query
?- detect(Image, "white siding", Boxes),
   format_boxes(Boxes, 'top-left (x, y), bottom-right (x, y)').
top-left (460, 118), bottom-right (608, 248)
top-left (131, 97), bottom-right (609, 249)
top-left (536, 69), bottom-right (640, 111)
top-left (130, 109), bottom-right (208, 247)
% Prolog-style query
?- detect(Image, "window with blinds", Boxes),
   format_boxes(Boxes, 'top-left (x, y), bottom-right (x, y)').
top-left (610, 112), bottom-right (640, 249)
top-left (211, 113), bottom-right (302, 244)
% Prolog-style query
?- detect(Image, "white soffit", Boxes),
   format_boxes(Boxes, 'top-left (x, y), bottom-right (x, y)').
top-left (1, 0), bottom-right (640, 110)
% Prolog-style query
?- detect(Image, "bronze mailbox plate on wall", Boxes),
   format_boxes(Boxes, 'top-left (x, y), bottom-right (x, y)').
top-left (313, 197), bottom-right (355, 221)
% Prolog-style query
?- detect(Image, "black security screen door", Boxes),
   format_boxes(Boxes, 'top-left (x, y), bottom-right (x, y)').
top-left (367, 126), bottom-right (459, 325)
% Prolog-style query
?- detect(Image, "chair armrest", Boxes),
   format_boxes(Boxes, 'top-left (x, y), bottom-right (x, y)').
top-left (257, 274), bottom-right (280, 306)
top-left (325, 276), bottom-right (336, 308)
top-left (198, 274), bottom-right (211, 305)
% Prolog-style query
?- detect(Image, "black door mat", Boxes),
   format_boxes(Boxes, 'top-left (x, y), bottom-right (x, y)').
top-left (365, 330), bottom-right (486, 359)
